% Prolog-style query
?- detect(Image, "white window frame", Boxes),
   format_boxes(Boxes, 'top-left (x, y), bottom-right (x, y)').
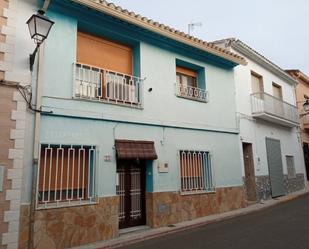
top-left (178, 149), bottom-right (215, 195)
top-left (36, 143), bottom-right (98, 210)
top-left (286, 155), bottom-right (296, 179)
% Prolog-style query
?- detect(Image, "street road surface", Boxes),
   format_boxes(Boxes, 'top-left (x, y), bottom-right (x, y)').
top-left (120, 194), bottom-right (309, 249)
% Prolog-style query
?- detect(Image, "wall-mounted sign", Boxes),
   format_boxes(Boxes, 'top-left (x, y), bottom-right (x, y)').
top-left (158, 162), bottom-right (169, 173)
top-left (104, 155), bottom-right (112, 162)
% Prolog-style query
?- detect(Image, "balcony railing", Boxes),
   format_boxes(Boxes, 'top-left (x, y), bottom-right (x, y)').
top-left (176, 82), bottom-right (208, 102)
top-left (74, 63), bottom-right (143, 107)
top-left (251, 92), bottom-right (298, 125)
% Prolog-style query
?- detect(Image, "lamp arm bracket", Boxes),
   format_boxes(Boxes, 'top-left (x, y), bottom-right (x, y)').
top-left (29, 45), bottom-right (39, 71)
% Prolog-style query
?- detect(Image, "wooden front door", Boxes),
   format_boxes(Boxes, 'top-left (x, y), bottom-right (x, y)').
top-left (116, 160), bottom-right (146, 229)
top-left (242, 143), bottom-right (257, 202)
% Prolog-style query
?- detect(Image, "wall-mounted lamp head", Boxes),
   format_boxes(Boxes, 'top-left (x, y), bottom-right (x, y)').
top-left (27, 10), bottom-right (54, 71)
top-left (304, 99), bottom-right (309, 113)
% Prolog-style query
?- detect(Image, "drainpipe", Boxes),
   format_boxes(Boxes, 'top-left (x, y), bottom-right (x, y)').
top-left (28, 2), bottom-right (50, 248)
top-left (294, 80), bottom-right (307, 184)
top-left (28, 45), bottom-right (44, 249)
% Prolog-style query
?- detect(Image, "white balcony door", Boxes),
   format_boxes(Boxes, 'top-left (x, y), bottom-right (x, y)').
top-left (251, 72), bottom-right (263, 94)
top-left (272, 83), bottom-right (284, 117)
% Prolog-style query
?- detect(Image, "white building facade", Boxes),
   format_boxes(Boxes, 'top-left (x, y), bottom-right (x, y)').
top-left (214, 39), bottom-right (306, 201)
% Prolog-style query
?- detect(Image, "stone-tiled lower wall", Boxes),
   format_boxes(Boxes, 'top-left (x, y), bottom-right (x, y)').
top-left (255, 175), bottom-right (272, 201)
top-left (19, 197), bottom-right (119, 249)
top-left (284, 173), bottom-right (305, 194)
top-left (146, 186), bottom-right (246, 228)
top-left (255, 174), bottom-right (305, 202)
top-left (0, 86), bottom-right (15, 249)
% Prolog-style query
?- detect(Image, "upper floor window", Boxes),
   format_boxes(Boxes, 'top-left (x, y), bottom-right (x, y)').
top-left (272, 83), bottom-right (283, 100)
top-left (176, 66), bottom-right (197, 88)
top-left (77, 31), bottom-right (133, 75)
top-left (74, 31), bottom-right (143, 107)
top-left (175, 60), bottom-right (208, 103)
top-left (251, 71), bottom-right (264, 94)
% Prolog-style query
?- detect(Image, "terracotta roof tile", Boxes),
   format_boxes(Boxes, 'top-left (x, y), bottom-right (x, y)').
top-left (72, 0), bottom-right (247, 65)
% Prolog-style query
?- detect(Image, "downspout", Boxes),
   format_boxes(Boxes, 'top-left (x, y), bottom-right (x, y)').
top-left (28, 46), bottom-right (44, 249)
top-left (29, 1), bottom-right (50, 248)
top-left (293, 77), bottom-right (307, 183)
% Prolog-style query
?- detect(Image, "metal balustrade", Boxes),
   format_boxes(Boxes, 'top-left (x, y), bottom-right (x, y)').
top-left (176, 82), bottom-right (208, 102)
top-left (179, 150), bottom-right (215, 193)
top-left (74, 63), bottom-right (143, 107)
top-left (251, 92), bottom-right (298, 124)
top-left (36, 144), bottom-right (97, 209)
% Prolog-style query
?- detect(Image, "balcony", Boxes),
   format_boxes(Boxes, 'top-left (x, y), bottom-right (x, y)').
top-left (176, 82), bottom-right (208, 102)
top-left (74, 63), bottom-right (143, 107)
top-left (251, 92), bottom-right (299, 127)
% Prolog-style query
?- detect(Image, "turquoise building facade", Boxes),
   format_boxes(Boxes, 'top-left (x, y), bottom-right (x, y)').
top-left (19, 0), bottom-right (247, 248)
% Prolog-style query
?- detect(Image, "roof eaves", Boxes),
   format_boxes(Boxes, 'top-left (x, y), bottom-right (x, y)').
top-left (286, 69), bottom-right (309, 85)
top-left (70, 0), bottom-right (247, 66)
top-left (231, 40), bottom-right (298, 85)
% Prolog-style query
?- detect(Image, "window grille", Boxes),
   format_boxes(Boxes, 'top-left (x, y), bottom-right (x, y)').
top-left (36, 144), bottom-right (97, 209)
top-left (179, 150), bottom-right (215, 193)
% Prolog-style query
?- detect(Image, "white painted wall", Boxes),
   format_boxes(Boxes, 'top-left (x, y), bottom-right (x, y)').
top-left (12, 0), bottom-right (37, 204)
top-left (231, 47), bottom-right (306, 177)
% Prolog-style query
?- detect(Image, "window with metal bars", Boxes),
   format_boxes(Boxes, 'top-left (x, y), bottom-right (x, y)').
top-left (37, 144), bottom-right (97, 209)
top-left (179, 150), bottom-right (215, 193)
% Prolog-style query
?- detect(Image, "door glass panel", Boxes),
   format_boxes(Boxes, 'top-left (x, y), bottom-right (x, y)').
top-left (116, 161), bottom-right (145, 229)
top-left (130, 166), bottom-right (142, 220)
top-left (116, 166), bottom-right (126, 224)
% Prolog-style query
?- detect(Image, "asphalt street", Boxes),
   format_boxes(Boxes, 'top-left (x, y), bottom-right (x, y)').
top-left (119, 194), bottom-right (309, 249)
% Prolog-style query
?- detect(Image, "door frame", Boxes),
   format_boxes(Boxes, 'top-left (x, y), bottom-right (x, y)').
top-left (117, 159), bottom-right (146, 229)
top-left (242, 142), bottom-right (257, 202)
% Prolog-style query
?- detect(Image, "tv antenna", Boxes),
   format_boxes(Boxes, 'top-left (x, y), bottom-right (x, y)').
top-left (188, 22), bottom-right (202, 35)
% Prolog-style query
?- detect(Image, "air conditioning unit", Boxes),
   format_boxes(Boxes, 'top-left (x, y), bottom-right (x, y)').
top-left (75, 80), bottom-right (97, 98)
top-left (106, 80), bottom-right (137, 103)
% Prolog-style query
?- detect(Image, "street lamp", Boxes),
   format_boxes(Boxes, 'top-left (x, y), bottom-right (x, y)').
top-left (27, 10), bottom-right (54, 71)
top-left (303, 99), bottom-right (309, 113)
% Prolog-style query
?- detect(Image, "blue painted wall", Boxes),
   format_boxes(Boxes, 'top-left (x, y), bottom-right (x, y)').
top-left (40, 115), bottom-right (243, 196)
top-left (22, 3), bottom-right (244, 200)
top-left (42, 9), bottom-right (238, 132)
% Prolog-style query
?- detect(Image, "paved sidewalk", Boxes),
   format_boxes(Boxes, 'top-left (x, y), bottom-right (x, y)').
top-left (71, 186), bottom-right (309, 249)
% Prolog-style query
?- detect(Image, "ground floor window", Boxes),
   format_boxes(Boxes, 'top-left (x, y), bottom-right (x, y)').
top-left (37, 144), bottom-right (97, 209)
top-left (179, 150), bottom-right (215, 193)
top-left (286, 155), bottom-right (296, 179)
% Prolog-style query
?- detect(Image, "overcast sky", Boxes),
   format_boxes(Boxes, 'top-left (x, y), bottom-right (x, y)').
top-left (111, 0), bottom-right (309, 75)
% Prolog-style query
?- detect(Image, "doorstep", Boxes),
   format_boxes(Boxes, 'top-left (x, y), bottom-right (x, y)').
top-left (119, 226), bottom-right (151, 236)
top-left (70, 186), bottom-right (309, 249)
